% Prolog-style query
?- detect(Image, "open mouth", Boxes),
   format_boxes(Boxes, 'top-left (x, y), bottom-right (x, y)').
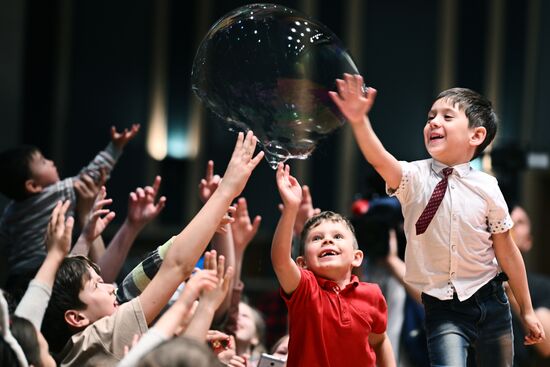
top-left (430, 133), bottom-right (444, 141)
top-left (319, 249), bottom-right (338, 258)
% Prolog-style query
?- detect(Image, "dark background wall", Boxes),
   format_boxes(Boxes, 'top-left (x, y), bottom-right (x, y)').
top-left (1, 0), bottom-right (549, 302)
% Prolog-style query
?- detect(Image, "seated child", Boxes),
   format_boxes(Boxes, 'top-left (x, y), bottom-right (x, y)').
top-left (41, 131), bottom-right (263, 366)
top-left (0, 124), bottom-right (139, 300)
top-left (271, 163), bottom-right (395, 367)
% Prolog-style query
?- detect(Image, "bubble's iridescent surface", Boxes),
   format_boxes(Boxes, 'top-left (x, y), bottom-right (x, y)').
top-left (192, 3), bottom-right (359, 168)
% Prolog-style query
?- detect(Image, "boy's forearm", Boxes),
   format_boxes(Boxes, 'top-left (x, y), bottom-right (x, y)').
top-left (34, 252), bottom-right (64, 286)
top-left (164, 189), bottom-right (235, 279)
top-left (154, 299), bottom-right (195, 338)
top-left (271, 209), bottom-right (302, 294)
top-left (503, 256), bottom-right (534, 315)
top-left (374, 337), bottom-right (396, 367)
top-left (89, 236), bottom-right (106, 263)
top-left (14, 279), bottom-right (52, 329)
top-left (494, 234), bottom-right (534, 314)
top-left (70, 235), bottom-right (92, 256)
top-left (184, 302), bottom-right (218, 342)
top-left (211, 228), bottom-right (235, 321)
top-left (350, 116), bottom-right (402, 189)
top-left (271, 209), bottom-right (298, 271)
top-left (97, 219), bottom-right (141, 283)
top-left (79, 142), bottom-right (121, 182)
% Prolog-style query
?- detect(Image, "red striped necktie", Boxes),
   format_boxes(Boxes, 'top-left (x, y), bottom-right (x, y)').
top-left (415, 167), bottom-right (453, 235)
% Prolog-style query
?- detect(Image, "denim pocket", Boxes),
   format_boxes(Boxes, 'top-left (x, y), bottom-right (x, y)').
top-left (494, 286), bottom-right (509, 306)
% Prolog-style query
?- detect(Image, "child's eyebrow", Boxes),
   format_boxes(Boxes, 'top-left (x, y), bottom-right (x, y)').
top-left (428, 107), bottom-right (457, 115)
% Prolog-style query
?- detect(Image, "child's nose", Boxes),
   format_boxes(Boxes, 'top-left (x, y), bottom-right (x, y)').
top-left (101, 283), bottom-right (115, 292)
top-left (429, 116), bottom-right (442, 127)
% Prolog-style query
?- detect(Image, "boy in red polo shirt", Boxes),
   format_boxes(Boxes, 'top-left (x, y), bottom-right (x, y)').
top-left (271, 163), bottom-right (396, 367)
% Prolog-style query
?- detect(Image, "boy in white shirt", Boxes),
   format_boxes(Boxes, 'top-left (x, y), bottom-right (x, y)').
top-left (330, 74), bottom-right (544, 365)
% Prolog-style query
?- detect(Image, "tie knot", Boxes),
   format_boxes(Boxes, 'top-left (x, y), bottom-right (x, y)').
top-left (442, 167), bottom-right (453, 178)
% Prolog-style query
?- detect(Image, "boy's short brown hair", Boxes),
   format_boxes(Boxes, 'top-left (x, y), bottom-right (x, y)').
top-left (299, 211), bottom-right (358, 256)
top-left (436, 88), bottom-right (498, 159)
top-left (41, 256), bottom-right (101, 355)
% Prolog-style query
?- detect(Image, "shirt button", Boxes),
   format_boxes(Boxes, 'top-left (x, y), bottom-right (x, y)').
top-left (451, 245), bottom-right (457, 251)
top-left (450, 184), bottom-right (455, 189)
top-left (450, 272), bottom-right (456, 278)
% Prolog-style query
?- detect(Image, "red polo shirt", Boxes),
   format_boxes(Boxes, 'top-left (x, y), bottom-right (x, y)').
top-left (282, 269), bottom-right (387, 367)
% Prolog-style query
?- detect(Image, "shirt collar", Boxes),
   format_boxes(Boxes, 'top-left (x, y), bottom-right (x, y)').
top-left (431, 159), bottom-right (471, 178)
top-left (316, 274), bottom-right (360, 291)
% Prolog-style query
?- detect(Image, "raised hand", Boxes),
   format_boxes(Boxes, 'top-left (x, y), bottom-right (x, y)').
top-left (75, 170), bottom-right (107, 228)
top-left (111, 123), bottom-right (140, 150)
top-left (127, 176), bottom-right (166, 230)
top-left (329, 74), bottom-right (377, 125)
top-left (207, 330), bottom-right (234, 358)
top-left (218, 131), bottom-right (264, 199)
top-left (216, 205), bottom-right (236, 234)
top-left (81, 188), bottom-right (115, 243)
top-left (46, 200), bottom-right (74, 260)
top-left (232, 197), bottom-right (261, 254)
top-left (279, 184), bottom-right (320, 236)
top-left (182, 268), bottom-right (220, 305)
top-left (199, 160), bottom-right (222, 204)
top-left (201, 250), bottom-right (234, 310)
top-left (276, 163), bottom-right (302, 211)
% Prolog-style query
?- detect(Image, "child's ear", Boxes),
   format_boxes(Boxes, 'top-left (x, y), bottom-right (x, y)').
top-left (24, 179), bottom-right (43, 194)
top-left (64, 309), bottom-right (90, 329)
top-left (351, 249), bottom-right (364, 268)
top-left (469, 126), bottom-right (487, 147)
top-left (296, 256), bottom-right (307, 269)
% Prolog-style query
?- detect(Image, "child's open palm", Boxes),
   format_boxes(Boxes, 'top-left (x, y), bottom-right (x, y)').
top-left (82, 187), bottom-right (115, 242)
top-left (220, 131), bottom-right (264, 198)
top-left (231, 197), bottom-right (261, 254)
top-left (201, 250), bottom-right (234, 310)
top-left (46, 200), bottom-right (74, 259)
top-left (127, 176), bottom-right (166, 229)
top-left (111, 124), bottom-right (140, 149)
top-left (329, 74), bottom-right (377, 124)
top-left (276, 163), bottom-right (302, 210)
top-left (198, 160), bottom-right (222, 204)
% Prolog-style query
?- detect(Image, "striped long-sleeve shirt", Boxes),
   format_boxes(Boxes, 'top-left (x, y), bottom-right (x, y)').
top-left (0, 142), bottom-right (121, 276)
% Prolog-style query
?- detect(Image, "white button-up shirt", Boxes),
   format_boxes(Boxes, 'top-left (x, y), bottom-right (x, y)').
top-left (388, 159), bottom-right (513, 301)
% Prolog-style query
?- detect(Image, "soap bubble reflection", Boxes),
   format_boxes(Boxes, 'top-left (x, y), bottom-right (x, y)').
top-left (192, 3), bottom-right (360, 168)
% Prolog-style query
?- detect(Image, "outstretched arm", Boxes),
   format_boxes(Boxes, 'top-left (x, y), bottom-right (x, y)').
top-left (271, 163), bottom-right (303, 295)
top-left (98, 176), bottom-right (166, 283)
top-left (329, 74), bottom-right (402, 190)
top-left (117, 267), bottom-right (218, 367)
top-left (111, 123), bottom-right (140, 150)
top-left (15, 201), bottom-right (74, 329)
top-left (139, 131), bottom-right (263, 325)
top-left (70, 189), bottom-right (115, 257)
top-left (185, 250), bottom-right (234, 341)
top-left (493, 230), bottom-right (545, 345)
top-left (232, 197), bottom-right (261, 287)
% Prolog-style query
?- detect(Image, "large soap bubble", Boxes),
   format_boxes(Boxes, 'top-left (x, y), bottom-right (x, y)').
top-left (192, 3), bottom-right (359, 168)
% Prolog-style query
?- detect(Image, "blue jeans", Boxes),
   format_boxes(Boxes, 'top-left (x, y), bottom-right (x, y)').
top-left (422, 277), bottom-right (513, 367)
